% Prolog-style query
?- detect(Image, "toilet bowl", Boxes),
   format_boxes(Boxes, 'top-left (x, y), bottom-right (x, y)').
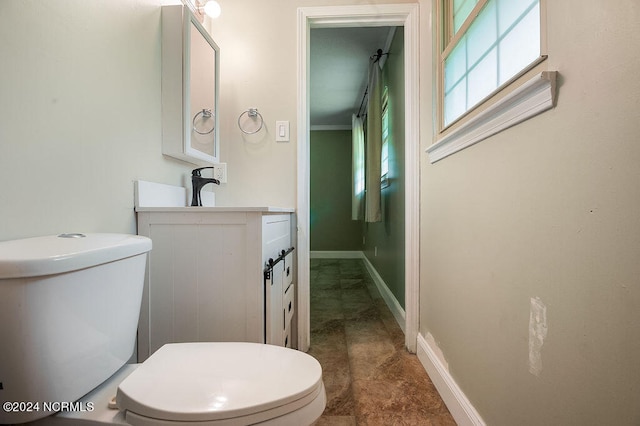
top-left (0, 234), bottom-right (325, 425)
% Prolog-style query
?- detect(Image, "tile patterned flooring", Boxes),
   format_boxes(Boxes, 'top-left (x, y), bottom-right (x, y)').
top-left (308, 258), bottom-right (456, 426)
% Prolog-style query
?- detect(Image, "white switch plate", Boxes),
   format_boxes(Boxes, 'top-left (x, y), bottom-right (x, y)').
top-left (276, 121), bottom-right (289, 142)
top-left (212, 162), bottom-right (227, 183)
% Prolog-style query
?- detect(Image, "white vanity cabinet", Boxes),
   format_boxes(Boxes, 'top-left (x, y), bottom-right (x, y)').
top-left (135, 207), bottom-right (295, 361)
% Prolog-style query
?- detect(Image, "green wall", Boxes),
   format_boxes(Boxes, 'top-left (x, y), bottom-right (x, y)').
top-left (310, 130), bottom-right (362, 251)
top-left (363, 28), bottom-right (405, 308)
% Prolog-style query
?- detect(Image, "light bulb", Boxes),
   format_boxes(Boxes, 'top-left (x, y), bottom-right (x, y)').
top-left (203, 1), bottom-right (221, 19)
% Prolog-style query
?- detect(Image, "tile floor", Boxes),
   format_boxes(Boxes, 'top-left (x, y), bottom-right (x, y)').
top-left (308, 258), bottom-right (456, 426)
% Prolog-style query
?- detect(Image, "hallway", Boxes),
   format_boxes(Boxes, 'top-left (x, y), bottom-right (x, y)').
top-left (308, 258), bottom-right (455, 425)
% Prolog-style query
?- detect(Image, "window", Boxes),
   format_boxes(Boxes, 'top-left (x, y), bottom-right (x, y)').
top-left (351, 113), bottom-right (365, 220)
top-left (441, 0), bottom-right (542, 127)
top-left (428, 0), bottom-right (556, 163)
top-left (380, 86), bottom-right (390, 188)
top-left (353, 116), bottom-right (365, 197)
top-left (451, 0), bottom-right (479, 34)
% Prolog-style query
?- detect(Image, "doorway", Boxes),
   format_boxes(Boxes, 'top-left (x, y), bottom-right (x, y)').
top-left (296, 4), bottom-right (420, 353)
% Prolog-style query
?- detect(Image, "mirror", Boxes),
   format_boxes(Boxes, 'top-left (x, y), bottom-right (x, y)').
top-left (162, 6), bottom-right (220, 165)
top-left (185, 13), bottom-right (219, 163)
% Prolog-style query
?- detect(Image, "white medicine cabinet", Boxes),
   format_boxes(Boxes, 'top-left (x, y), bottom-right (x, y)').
top-left (161, 5), bottom-right (220, 165)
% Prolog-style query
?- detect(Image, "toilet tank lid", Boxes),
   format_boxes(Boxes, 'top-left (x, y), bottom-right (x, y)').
top-left (0, 233), bottom-right (152, 279)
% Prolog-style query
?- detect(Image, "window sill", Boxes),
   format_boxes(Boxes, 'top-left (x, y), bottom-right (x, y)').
top-left (427, 71), bottom-right (558, 163)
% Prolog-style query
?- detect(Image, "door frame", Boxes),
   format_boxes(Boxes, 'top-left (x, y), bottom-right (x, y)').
top-left (296, 4), bottom-right (420, 353)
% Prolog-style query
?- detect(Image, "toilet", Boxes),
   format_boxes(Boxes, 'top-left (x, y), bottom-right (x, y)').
top-left (0, 233), bottom-right (325, 425)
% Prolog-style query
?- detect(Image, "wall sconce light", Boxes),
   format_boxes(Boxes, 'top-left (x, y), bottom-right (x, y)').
top-left (199, 0), bottom-right (221, 19)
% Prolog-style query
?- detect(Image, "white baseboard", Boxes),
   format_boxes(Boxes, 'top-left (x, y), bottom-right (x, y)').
top-left (416, 333), bottom-right (486, 426)
top-left (310, 251), bottom-right (406, 333)
top-left (360, 255), bottom-right (406, 334)
top-left (310, 251), bottom-right (363, 259)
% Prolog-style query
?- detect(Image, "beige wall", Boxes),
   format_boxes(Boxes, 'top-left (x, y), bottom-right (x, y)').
top-left (0, 0), bottom-right (192, 241)
top-left (204, 0), bottom-right (414, 207)
top-left (0, 0), bottom-right (415, 242)
top-left (420, 0), bottom-right (640, 424)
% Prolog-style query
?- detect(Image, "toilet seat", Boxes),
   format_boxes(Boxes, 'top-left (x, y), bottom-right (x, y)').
top-left (116, 342), bottom-right (325, 425)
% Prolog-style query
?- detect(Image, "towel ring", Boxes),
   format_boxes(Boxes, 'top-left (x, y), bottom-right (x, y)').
top-left (193, 109), bottom-right (215, 135)
top-left (238, 108), bottom-right (264, 134)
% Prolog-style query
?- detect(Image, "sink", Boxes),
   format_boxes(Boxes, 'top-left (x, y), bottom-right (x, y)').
top-left (134, 180), bottom-right (214, 208)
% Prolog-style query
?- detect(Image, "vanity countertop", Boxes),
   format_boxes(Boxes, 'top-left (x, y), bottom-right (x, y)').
top-left (135, 206), bottom-right (295, 213)
top-left (134, 181), bottom-right (294, 213)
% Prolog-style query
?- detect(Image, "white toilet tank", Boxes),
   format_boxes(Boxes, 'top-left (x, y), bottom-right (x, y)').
top-left (0, 233), bottom-right (152, 424)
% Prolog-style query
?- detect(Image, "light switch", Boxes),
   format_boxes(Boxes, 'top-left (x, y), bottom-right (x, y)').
top-left (276, 121), bottom-right (289, 142)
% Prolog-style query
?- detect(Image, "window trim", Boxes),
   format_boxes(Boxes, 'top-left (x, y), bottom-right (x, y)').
top-left (427, 70), bottom-right (557, 163)
top-left (430, 0), bottom-right (554, 162)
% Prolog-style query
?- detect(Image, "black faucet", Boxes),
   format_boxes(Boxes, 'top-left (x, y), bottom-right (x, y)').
top-left (191, 167), bottom-right (220, 206)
